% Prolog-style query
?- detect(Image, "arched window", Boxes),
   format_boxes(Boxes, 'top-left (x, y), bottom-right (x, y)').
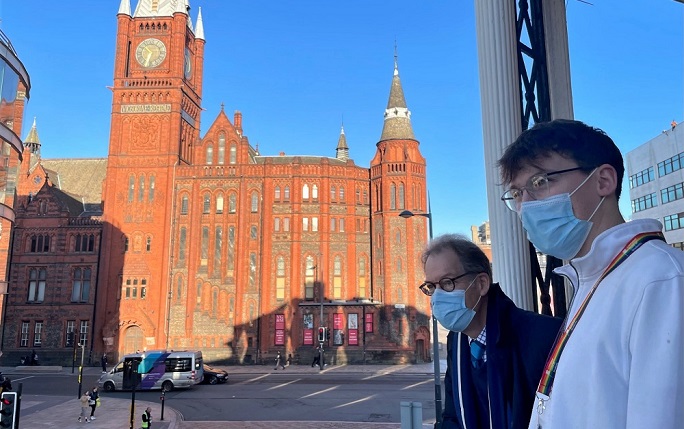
top-left (146, 236), bottom-right (151, 252)
top-left (251, 192), bottom-right (259, 212)
top-left (148, 175), bottom-right (155, 201)
top-left (181, 195), bottom-right (189, 215)
top-left (396, 257), bottom-right (403, 273)
top-left (250, 225), bottom-right (257, 239)
top-left (227, 227), bottom-right (235, 271)
top-left (302, 184), bottom-right (310, 200)
top-left (206, 144), bottom-right (214, 165)
top-left (331, 186), bottom-right (336, 202)
top-left (218, 133), bottom-right (226, 165)
top-left (203, 193), bottom-right (211, 213)
top-left (249, 253), bottom-right (257, 287)
top-left (138, 175), bottom-right (145, 202)
top-left (398, 183), bottom-right (405, 210)
top-left (201, 226), bottom-right (209, 265)
top-left (333, 256), bottom-right (342, 299)
top-left (390, 183), bottom-right (397, 210)
top-left (229, 194), bottom-right (237, 213)
top-left (179, 227), bottom-right (187, 261)
top-left (176, 276), bottom-right (183, 302)
top-left (128, 176), bottom-right (135, 202)
top-left (312, 184), bottom-right (318, 200)
top-left (284, 186), bottom-right (290, 201)
top-left (196, 279), bottom-right (202, 304)
top-left (339, 186), bottom-right (345, 202)
top-left (229, 144), bottom-right (237, 164)
top-left (212, 288), bottom-right (219, 317)
top-left (215, 226), bottom-right (223, 274)
top-left (216, 193), bottom-right (224, 214)
top-left (276, 256), bottom-right (285, 300)
top-left (275, 186), bottom-right (281, 201)
top-left (274, 217), bottom-right (281, 231)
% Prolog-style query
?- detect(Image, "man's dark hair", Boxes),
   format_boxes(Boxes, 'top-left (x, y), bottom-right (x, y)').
top-left (498, 119), bottom-right (624, 199)
top-left (421, 234), bottom-right (492, 279)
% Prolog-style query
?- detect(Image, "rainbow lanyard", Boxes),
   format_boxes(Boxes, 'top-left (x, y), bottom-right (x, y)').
top-left (536, 231), bottom-right (665, 414)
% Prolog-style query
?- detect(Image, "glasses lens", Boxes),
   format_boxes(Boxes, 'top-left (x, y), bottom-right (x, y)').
top-left (527, 174), bottom-right (549, 200)
top-left (501, 190), bottom-right (520, 211)
top-left (419, 283), bottom-right (434, 296)
top-left (439, 278), bottom-right (456, 292)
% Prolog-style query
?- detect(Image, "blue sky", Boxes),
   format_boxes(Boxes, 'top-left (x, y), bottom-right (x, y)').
top-left (1, 1), bottom-right (682, 237)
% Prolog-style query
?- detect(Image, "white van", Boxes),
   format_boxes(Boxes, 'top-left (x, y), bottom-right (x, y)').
top-left (98, 350), bottom-right (204, 392)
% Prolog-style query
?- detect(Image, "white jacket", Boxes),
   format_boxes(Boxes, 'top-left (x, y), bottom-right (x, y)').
top-left (529, 219), bottom-right (684, 429)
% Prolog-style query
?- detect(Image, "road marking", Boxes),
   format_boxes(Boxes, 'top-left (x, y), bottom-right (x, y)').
top-left (242, 374), bottom-right (269, 383)
top-left (401, 379), bottom-right (431, 390)
top-left (266, 378), bottom-right (301, 390)
top-left (299, 386), bottom-right (338, 399)
top-left (331, 394), bottom-right (377, 409)
top-left (11, 376), bottom-right (35, 382)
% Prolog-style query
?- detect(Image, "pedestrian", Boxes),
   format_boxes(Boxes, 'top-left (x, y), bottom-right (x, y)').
top-left (141, 406), bottom-right (152, 429)
top-left (100, 353), bottom-right (108, 373)
top-left (0, 376), bottom-right (11, 393)
top-left (498, 119), bottom-right (684, 428)
top-left (88, 387), bottom-right (99, 420)
top-left (423, 234), bottom-right (561, 428)
top-left (30, 349), bottom-right (38, 366)
top-left (286, 353), bottom-right (293, 367)
top-left (273, 351), bottom-right (285, 370)
top-left (311, 346), bottom-right (321, 367)
top-left (78, 391), bottom-right (90, 423)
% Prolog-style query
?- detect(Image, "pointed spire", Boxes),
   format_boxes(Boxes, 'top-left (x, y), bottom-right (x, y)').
top-left (134, 0), bottom-right (183, 17)
top-left (118, 0), bottom-right (131, 16)
top-left (336, 125), bottom-right (349, 161)
top-left (195, 7), bottom-right (205, 40)
top-left (175, 0), bottom-right (186, 14)
top-left (25, 117), bottom-right (41, 155)
top-left (380, 48), bottom-right (415, 141)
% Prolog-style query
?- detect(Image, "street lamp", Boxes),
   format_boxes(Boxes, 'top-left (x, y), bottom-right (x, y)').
top-left (311, 264), bottom-right (325, 370)
top-left (399, 209), bottom-right (442, 429)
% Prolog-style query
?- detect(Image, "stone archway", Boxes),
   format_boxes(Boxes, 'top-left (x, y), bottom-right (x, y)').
top-left (123, 325), bottom-right (144, 355)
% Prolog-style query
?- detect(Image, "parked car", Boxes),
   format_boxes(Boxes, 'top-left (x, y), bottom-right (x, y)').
top-left (202, 364), bottom-right (228, 385)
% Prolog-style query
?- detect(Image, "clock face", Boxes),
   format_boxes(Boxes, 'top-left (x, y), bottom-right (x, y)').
top-left (135, 38), bottom-right (167, 68)
top-left (184, 48), bottom-right (192, 79)
top-left (33, 176), bottom-right (42, 185)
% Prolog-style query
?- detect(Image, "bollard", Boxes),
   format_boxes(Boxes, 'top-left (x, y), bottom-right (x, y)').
top-left (160, 390), bottom-right (165, 421)
top-left (400, 401), bottom-right (424, 429)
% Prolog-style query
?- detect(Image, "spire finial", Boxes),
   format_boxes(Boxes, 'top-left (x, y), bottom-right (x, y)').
top-left (220, 102), bottom-right (225, 112)
top-left (394, 39), bottom-right (398, 76)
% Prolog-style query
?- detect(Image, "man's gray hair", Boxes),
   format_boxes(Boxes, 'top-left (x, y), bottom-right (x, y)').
top-left (421, 234), bottom-right (492, 278)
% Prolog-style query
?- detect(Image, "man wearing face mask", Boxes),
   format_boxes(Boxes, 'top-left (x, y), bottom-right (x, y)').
top-left (422, 234), bottom-right (561, 429)
top-left (499, 119), bottom-right (684, 429)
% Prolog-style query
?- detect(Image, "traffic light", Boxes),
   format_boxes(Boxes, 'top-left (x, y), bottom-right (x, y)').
top-left (317, 327), bottom-right (327, 342)
top-left (0, 392), bottom-right (17, 428)
top-left (66, 331), bottom-right (75, 347)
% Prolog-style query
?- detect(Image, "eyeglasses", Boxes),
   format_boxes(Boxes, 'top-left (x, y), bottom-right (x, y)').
top-left (419, 272), bottom-right (477, 296)
top-left (500, 167), bottom-right (586, 212)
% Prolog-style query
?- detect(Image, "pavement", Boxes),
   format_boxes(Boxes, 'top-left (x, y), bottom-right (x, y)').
top-left (2, 362), bottom-right (447, 429)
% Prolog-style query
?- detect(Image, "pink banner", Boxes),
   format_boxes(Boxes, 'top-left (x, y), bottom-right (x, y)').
top-left (348, 329), bottom-right (358, 345)
top-left (303, 329), bottom-right (313, 345)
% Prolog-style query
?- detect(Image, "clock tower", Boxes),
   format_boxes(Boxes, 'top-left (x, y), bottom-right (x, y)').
top-left (96, 0), bottom-right (205, 355)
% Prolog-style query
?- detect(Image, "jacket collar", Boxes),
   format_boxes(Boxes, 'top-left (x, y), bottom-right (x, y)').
top-left (554, 218), bottom-right (664, 285)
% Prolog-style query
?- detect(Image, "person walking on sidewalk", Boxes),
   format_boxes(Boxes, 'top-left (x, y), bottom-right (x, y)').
top-left (88, 387), bottom-right (99, 420)
top-left (274, 351), bottom-right (285, 370)
top-left (311, 346), bottom-right (321, 368)
top-left (142, 406), bottom-right (152, 429)
top-left (100, 353), bottom-right (108, 373)
top-left (78, 391), bottom-right (90, 423)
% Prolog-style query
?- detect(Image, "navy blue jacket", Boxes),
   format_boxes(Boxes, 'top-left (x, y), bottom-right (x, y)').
top-left (442, 283), bottom-right (562, 429)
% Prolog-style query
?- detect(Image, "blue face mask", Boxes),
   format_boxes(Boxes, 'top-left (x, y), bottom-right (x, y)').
top-left (520, 169), bottom-right (604, 260)
top-left (430, 279), bottom-right (480, 333)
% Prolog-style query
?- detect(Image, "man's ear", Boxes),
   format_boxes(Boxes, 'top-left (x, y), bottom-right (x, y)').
top-left (596, 164), bottom-right (618, 198)
top-left (477, 273), bottom-right (490, 296)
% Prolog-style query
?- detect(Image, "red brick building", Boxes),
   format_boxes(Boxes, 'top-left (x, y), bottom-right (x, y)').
top-left (1, 0), bottom-right (431, 365)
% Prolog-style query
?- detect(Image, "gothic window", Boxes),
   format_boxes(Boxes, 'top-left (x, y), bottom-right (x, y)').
top-left (339, 218), bottom-right (345, 232)
top-left (206, 144), bottom-right (214, 165)
top-left (312, 184), bottom-right (318, 200)
top-left (330, 218), bottom-right (336, 232)
top-left (333, 256), bottom-right (342, 299)
top-left (212, 288), bottom-right (218, 317)
top-left (339, 186), bottom-right (345, 202)
top-left (176, 276), bottom-right (183, 303)
top-left (305, 256), bottom-right (315, 300)
top-left (200, 226), bottom-right (209, 265)
top-left (216, 194), bottom-right (224, 214)
top-left (227, 227), bottom-right (235, 271)
top-left (218, 133), bottom-right (226, 165)
top-left (229, 194), bottom-right (237, 213)
top-left (250, 225), bottom-right (257, 239)
top-left (251, 192), bottom-right (259, 213)
top-left (27, 268), bottom-right (46, 302)
top-left (390, 183), bottom-right (397, 210)
top-left (203, 193), bottom-right (211, 213)
top-left (358, 257), bottom-right (367, 298)
top-left (75, 234), bottom-right (95, 252)
top-left (363, 190), bottom-right (368, 205)
top-left (146, 236), bottom-right (151, 252)
top-left (196, 279), bottom-right (202, 304)
top-left (302, 184), bottom-right (309, 200)
top-left (284, 186), bottom-right (290, 201)
top-left (215, 226), bottom-right (222, 274)
top-left (283, 217), bottom-right (290, 232)
top-left (138, 175), bottom-right (145, 202)
top-left (229, 144), bottom-right (237, 164)
top-left (398, 183), bottom-right (405, 210)
top-left (356, 189), bottom-right (361, 204)
top-left (181, 195), bottom-right (189, 215)
top-left (395, 229), bottom-right (401, 244)
top-left (311, 217), bottom-right (318, 232)
top-left (331, 186), bottom-right (336, 202)
top-left (249, 253), bottom-right (257, 288)
top-left (274, 218), bottom-right (280, 232)
top-left (302, 217), bottom-right (309, 231)
top-left (71, 267), bottom-right (91, 303)
top-left (396, 258), bottom-right (403, 273)
top-left (30, 234), bottom-right (50, 253)
top-left (128, 176), bottom-right (135, 202)
top-left (148, 175), bottom-right (155, 201)
top-left (124, 236), bottom-right (129, 252)
top-left (275, 186), bottom-right (281, 201)
top-left (276, 256), bottom-right (285, 300)
top-left (179, 227), bottom-right (186, 261)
